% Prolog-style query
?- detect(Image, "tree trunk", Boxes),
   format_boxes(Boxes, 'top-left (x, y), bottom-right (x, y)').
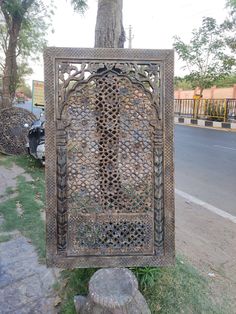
top-left (2, 19), bottom-right (21, 108)
top-left (199, 87), bottom-right (204, 97)
top-left (95, 0), bottom-right (125, 48)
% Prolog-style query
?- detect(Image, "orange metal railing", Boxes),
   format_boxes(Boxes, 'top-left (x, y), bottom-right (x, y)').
top-left (174, 99), bottom-right (236, 122)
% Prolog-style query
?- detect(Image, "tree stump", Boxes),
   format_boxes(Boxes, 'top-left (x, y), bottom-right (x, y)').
top-left (74, 268), bottom-right (151, 314)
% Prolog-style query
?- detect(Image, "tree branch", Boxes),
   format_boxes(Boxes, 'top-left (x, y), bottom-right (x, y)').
top-left (1, 6), bottom-right (11, 29)
top-left (203, 34), bottom-right (213, 76)
top-left (16, 46), bottom-right (21, 57)
top-left (0, 27), bottom-right (9, 54)
top-left (0, 62), bottom-right (5, 71)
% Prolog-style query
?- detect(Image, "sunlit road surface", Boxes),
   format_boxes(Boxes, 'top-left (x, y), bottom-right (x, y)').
top-left (175, 125), bottom-right (236, 216)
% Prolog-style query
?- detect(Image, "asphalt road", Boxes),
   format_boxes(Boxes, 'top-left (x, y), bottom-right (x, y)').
top-left (175, 125), bottom-right (236, 215)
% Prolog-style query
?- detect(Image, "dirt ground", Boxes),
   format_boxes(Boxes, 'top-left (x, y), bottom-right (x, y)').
top-left (176, 194), bottom-right (236, 309)
top-left (0, 164), bottom-right (32, 198)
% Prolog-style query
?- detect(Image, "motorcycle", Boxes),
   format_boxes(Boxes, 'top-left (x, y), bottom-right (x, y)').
top-left (24, 113), bottom-right (45, 165)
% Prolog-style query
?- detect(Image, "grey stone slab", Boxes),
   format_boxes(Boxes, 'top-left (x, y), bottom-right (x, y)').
top-left (37, 269), bottom-right (56, 294)
top-left (0, 236), bottom-right (59, 314)
top-left (0, 265), bottom-right (14, 288)
top-left (2, 297), bottom-right (57, 314)
top-left (0, 275), bottom-right (43, 312)
top-left (0, 237), bottom-right (36, 265)
top-left (29, 297), bottom-right (57, 314)
top-left (1, 260), bottom-right (39, 286)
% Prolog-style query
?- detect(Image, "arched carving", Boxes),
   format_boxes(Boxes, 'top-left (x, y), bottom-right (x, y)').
top-left (56, 69), bottom-right (164, 255)
top-left (44, 48), bottom-right (174, 267)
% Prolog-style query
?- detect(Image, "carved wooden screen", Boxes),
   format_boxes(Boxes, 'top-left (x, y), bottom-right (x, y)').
top-left (44, 48), bottom-right (174, 268)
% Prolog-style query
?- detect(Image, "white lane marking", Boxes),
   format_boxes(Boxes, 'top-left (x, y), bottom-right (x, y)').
top-left (175, 188), bottom-right (236, 224)
top-left (213, 145), bottom-right (236, 151)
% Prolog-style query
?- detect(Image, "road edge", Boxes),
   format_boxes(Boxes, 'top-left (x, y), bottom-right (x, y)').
top-left (175, 188), bottom-right (236, 224)
top-left (174, 117), bottom-right (236, 131)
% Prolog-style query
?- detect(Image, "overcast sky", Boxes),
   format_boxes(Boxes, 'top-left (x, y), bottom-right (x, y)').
top-left (30, 0), bottom-right (228, 82)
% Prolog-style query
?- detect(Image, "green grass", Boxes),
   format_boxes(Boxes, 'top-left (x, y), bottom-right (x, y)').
top-left (57, 268), bottom-right (97, 313)
top-left (0, 154), bottom-right (45, 258)
top-left (56, 258), bottom-right (227, 314)
top-left (137, 259), bottom-right (227, 314)
top-left (5, 186), bottom-right (16, 195)
top-left (0, 154), bottom-right (15, 168)
top-left (0, 234), bottom-right (12, 242)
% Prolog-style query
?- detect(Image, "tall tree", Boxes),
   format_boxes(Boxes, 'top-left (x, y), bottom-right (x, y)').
top-left (222, 0), bottom-right (236, 52)
top-left (173, 17), bottom-right (235, 96)
top-left (0, 0), bottom-right (53, 108)
top-left (94, 0), bottom-right (125, 48)
top-left (0, 0), bottom-right (88, 109)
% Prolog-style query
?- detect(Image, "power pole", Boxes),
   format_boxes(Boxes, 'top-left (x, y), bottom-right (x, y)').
top-left (128, 25), bottom-right (133, 49)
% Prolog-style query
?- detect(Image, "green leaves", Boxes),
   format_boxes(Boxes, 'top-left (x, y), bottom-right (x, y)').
top-left (173, 17), bottom-right (236, 94)
top-left (70, 0), bottom-right (88, 13)
top-left (174, 77), bottom-right (193, 90)
top-left (222, 0), bottom-right (236, 53)
top-left (226, 0), bottom-right (236, 12)
top-left (0, 0), bottom-right (55, 96)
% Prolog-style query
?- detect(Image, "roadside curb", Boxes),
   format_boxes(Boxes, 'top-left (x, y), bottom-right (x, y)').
top-left (174, 117), bottom-right (236, 130)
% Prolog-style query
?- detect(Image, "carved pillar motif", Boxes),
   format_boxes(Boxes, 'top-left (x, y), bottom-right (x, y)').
top-left (154, 126), bottom-right (164, 254)
top-left (56, 120), bottom-right (68, 252)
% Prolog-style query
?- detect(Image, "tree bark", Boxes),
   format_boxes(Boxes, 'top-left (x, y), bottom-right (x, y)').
top-left (2, 19), bottom-right (21, 108)
top-left (95, 0), bottom-right (125, 48)
top-left (0, 0), bottom-right (34, 109)
top-left (199, 87), bottom-right (204, 97)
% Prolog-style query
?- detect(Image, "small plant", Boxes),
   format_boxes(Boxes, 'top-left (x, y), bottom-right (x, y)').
top-left (56, 268), bottom-right (97, 313)
top-left (206, 102), bottom-right (225, 121)
top-left (131, 267), bottom-right (160, 291)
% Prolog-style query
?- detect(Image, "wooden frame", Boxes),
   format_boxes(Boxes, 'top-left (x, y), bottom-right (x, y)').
top-left (44, 48), bottom-right (175, 268)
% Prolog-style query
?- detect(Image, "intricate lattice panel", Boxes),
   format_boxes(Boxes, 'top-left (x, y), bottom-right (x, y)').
top-left (66, 74), bottom-right (154, 213)
top-left (68, 214), bottom-right (153, 256)
top-left (44, 48), bottom-right (175, 268)
top-left (0, 107), bottom-right (36, 155)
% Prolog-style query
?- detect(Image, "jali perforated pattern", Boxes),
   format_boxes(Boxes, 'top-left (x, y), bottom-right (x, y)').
top-left (44, 48), bottom-right (174, 268)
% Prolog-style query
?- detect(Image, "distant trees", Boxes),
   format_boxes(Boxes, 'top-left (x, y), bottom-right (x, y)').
top-left (174, 77), bottom-right (193, 90)
top-left (222, 0), bottom-right (236, 52)
top-left (17, 81), bottom-right (32, 98)
top-left (0, 0), bottom-right (127, 108)
top-left (0, 0), bottom-right (54, 108)
top-left (214, 74), bottom-right (236, 88)
top-left (0, 0), bottom-right (88, 109)
top-left (173, 17), bottom-right (235, 97)
top-left (174, 74), bottom-right (236, 90)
